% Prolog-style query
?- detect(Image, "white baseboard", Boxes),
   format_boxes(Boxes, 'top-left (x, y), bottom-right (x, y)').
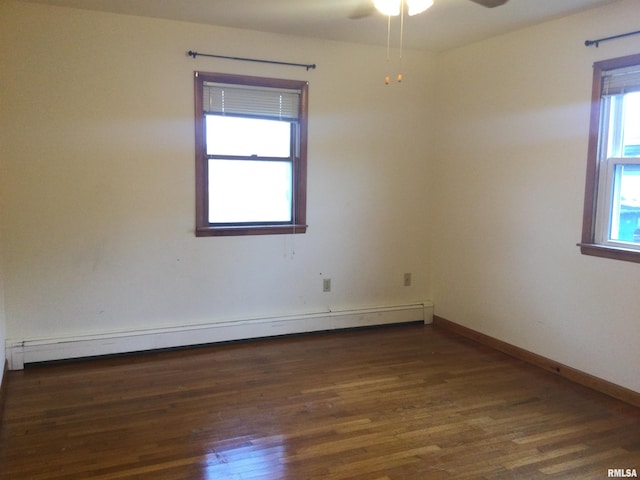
top-left (6, 302), bottom-right (433, 370)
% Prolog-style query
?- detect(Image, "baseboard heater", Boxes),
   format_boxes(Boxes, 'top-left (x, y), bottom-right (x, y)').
top-left (6, 302), bottom-right (433, 370)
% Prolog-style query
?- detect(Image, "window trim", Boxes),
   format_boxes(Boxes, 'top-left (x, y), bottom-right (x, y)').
top-left (194, 72), bottom-right (308, 237)
top-left (579, 53), bottom-right (640, 263)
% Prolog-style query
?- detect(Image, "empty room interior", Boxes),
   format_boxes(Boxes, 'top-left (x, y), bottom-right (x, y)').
top-left (0, 0), bottom-right (639, 478)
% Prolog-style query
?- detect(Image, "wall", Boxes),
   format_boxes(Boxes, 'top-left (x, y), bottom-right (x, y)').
top-left (0, 2), bottom-right (435, 349)
top-left (3, 0), bottom-right (638, 397)
top-left (0, 209), bottom-right (5, 383)
top-left (433, 0), bottom-right (640, 393)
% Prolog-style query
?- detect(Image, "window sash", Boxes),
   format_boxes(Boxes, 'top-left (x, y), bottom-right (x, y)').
top-left (204, 114), bottom-right (298, 225)
top-left (595, 157), bottom-right (640, 248)
top-left (207, 159), bottom-right (294, 225)
top-left (594, 89), bottom-right (640, 250)
top-left (205, 114), bottom-right (295, 159)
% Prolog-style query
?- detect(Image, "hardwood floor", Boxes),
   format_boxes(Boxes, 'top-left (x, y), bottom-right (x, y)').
top-left (0, 323), bottom-right (638, 479)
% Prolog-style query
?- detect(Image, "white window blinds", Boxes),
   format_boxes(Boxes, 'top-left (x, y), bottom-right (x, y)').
top-left (202, 82), bottom-right (301, 120)
top-left (602, 64), bottom-right (640, 95)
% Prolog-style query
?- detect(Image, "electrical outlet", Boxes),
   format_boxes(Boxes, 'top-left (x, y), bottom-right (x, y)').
top-left (403, 273), bottom-right (412, 287)
top-left (323, 278), bottom-right (331, 292)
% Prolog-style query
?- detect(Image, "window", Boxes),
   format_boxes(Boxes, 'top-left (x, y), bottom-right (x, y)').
top-left (580, 53), bottom-right (640, 262)
top-left (194, 72), bottom-right (308, 236)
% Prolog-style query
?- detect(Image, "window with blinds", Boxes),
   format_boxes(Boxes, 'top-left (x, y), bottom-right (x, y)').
top-left (581, 53), bottom-right (640, 262)
top-left (194, 72), bottom-right (309, 237)
top-left (602, 64), bottom-right (640, 96)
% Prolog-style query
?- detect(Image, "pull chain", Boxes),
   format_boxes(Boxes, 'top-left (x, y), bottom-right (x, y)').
top-left (384, 1), bottom-right (405, 85)
top-left (385, 15), bottom-right (392, 85)
top-left (398, 0), bottom-right (404, 83)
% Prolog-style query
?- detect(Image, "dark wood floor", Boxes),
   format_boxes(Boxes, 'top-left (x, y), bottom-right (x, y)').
top-left (1, 323), bottom-right (638, 479)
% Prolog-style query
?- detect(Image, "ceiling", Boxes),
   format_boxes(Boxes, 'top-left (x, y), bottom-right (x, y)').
top-left (20, 0), bottom-right (619, 51)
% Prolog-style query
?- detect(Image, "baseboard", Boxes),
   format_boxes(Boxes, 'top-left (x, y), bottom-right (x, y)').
top-left (433, 316), bottom-right (640, 408)
top-left (6, 302), bottom-right (434, 370)
top-left (0, 359), bottom-right (8, 423)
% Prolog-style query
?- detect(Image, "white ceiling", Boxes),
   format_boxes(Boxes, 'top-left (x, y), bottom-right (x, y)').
top-left (20, 0), bottom-right (619, 51)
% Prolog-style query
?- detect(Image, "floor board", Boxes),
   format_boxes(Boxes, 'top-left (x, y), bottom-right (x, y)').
top-left (1, 323), bottom-right (638, 479)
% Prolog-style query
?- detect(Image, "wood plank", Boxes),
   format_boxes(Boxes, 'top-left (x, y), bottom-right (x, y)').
top-left (1, 324), bottom-right (639, 479)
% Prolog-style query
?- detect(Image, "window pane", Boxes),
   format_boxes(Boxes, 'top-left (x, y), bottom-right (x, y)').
top-left (208, 160), bottom-right (292, 223)
top-left (623, 92), bottom-right (640, 157)
top-left (610, 164), bottom-right (640, 243)
top-left (206, 115), bottom-right (291, 157)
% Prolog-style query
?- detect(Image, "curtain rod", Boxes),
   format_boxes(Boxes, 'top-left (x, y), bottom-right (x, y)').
top-left (188, 50), bottom-right (316, 71)
top-left (585, 29), bottom-right (640, 47)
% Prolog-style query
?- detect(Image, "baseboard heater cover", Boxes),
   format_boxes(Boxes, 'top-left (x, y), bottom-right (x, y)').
top-left (6, 302), bottom-right (433, 370)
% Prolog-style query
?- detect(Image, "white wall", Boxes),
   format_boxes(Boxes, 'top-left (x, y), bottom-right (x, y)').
top-left (0, 2), bottom-right (435, 343)
top-left (433, 0), bottom-right (640, 393)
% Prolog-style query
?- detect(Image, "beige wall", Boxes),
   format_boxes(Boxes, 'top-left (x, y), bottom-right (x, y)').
top-left (0, 92), bottom-right (5, 378)
top-left (0, 218), bottom-right (5, 382)
top-left (0, 2), bottom-right (435, 341)
top-left (433, 0), bottom-right (640, 392)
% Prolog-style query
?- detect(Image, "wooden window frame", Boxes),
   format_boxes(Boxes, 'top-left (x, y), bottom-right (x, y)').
top-left (579, 53), bottom-right (640, 263)
top-left (194, 72), bottom-right (308, 237)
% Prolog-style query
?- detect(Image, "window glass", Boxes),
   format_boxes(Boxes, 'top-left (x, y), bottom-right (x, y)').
top-left (208, 160), bottom-right (292, 223)
top-left (609, 164), bottom-right (640, 243)
top-left (205, 116), bottom-right (292, 158)
top-left (622, 92), bottom-right (640, 157)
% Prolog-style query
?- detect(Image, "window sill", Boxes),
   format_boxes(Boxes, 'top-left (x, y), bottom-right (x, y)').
top-left (196, 224), bottom-right (308, 237)
top-left (578, 243), bottom-right (640, 264)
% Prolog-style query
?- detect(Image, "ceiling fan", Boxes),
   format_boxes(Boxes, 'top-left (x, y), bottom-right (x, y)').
top-left (468, 0), bottom-right (509, 7)
top-left (355, 0), bottom-right (509, 85)
top-left (349, 0), bottom-right (509, 19)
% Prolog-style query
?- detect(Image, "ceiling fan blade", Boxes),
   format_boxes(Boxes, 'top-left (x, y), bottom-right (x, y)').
top-left (349, 1), bottom-right (376, 19)
top-left (468, 0), bottom-right (509, 7)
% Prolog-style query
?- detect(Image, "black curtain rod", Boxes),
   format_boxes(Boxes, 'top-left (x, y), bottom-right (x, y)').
top-left (585, 29), bottom-right (640, 47)
top-left (188, 50), bottom-right (316, 71)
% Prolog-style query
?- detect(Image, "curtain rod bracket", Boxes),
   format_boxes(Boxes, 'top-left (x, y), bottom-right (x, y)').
top-left (187, 50), bottom-right (316, 71)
